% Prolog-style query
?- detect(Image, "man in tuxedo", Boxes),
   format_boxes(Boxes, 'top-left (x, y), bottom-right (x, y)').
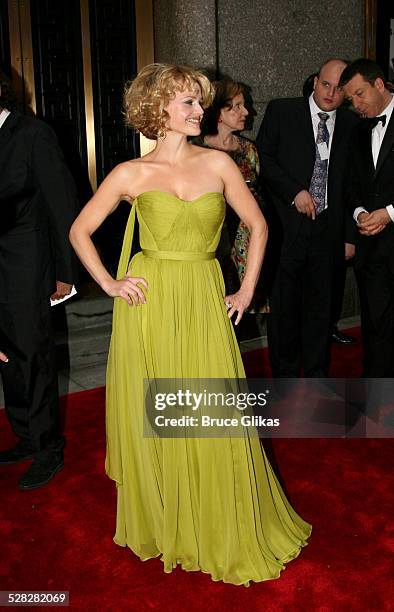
top-left (340, 59), bottom-right (394, 376)
top-left (0, 69), bottom-right (79, 489)
top-left (257, 59), bottom-right (359, 376)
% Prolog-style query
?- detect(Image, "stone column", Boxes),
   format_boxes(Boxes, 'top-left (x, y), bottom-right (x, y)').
top-left (217, 0), bottom-right (364, 137)
top-left (153, 0), bottom-right (217, 74)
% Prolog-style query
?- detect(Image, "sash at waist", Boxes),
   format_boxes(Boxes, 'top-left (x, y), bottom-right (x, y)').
top-left (142, 249), bottom-right (216, 261)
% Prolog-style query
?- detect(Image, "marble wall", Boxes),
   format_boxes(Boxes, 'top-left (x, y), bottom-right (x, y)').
top-left (218, 0), bottom-right (364, 136)
top-left (154, 0), bottom-right (364, 135)
top-left (153, 0), bottom-right (217, 73)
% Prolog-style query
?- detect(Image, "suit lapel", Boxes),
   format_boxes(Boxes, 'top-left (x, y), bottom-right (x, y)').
top-left (296, 99), bottom-right (315, 160)
top-left (357, 120), bottom-right (375, 181)
top-left (329, 109), bottom-right (347, 158)
top-left (0, 111), bottom-right (19, 152)
top-left (375, 112), bottom-right (394, 177)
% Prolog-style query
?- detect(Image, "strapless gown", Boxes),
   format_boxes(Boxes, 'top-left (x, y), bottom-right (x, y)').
top-left (105, 190), bottom-right (311, 586)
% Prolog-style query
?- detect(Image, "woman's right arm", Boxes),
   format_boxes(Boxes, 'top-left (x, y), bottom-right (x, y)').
top-left (69, 164), bottom-right (147, 305)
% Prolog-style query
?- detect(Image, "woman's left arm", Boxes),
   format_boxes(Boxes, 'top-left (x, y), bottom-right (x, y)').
top-left (215, 152), bottom-right (268, 324)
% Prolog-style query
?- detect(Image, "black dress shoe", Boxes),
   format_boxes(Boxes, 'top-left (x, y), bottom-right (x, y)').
top-left (0, 441), bottom-right (35, 465)
top-left (332, 328), bottom-right (357, 344)
top-left (19, 455), bottom-right (64, 491)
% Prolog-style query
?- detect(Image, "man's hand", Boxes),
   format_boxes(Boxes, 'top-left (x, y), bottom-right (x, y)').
top-left (50, 281), bottom-right (73, 301)
top-left (0, 351), bottom-right (9, 363)
top-left (358, 209), bottom-right (391, 236)
top-left (294, 190), bottom-right (316, 220)
top-left (344, 243), bottom-right (355, 260)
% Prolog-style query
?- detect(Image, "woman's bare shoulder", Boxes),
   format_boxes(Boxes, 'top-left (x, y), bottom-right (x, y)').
top-left (103, 158), bottom-right (153, 199)
top-left (112, 157), bottom-right (147, 176)
top-left (189, 143), bottom-right (233, 166)
top-left (105, 159), bottom-right (135, 181)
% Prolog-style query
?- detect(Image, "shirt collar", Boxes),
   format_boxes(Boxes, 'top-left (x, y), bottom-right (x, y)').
top-left (378, 93), bottom-right (394, 125)
top-left (309, 93), bottom-right (337, 120)
top-left (0, 108), bottom-right (11, 129)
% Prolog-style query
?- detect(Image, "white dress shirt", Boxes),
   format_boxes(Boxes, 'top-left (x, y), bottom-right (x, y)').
top-left (0, 108), bottom-right (10, 129)
top-left (354, 94), bottom-right (394, 224)
top-left (309, 94), bottom-right (337, 209)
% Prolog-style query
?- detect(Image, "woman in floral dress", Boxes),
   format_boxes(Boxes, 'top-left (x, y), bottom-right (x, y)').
top-left (193, 78), bottom-right (269, 314)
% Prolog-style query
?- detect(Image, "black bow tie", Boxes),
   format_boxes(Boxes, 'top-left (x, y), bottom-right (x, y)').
top-left (369, 114), bottom-right (387, 128)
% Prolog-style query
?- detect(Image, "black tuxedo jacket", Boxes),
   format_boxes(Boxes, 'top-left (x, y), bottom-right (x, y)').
top-left (257, 97), bottom-right (359, 260)
top-left (0, 111), bottom-right (80, 303)
top-left (346, 111), bottom-right (394, 268)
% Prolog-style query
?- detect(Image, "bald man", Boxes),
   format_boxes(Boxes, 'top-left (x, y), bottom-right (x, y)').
top-left (257, 59), bottom-right (359, 377)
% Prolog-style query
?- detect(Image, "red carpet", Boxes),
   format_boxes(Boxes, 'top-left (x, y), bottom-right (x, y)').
top-left (0, 328), bottom-right (393, 610)
top-left (243, 326), bottom-right (364, 378)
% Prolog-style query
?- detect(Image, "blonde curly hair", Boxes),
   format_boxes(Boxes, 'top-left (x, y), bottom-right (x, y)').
top-left (123, 63), bottom-right (213, 140)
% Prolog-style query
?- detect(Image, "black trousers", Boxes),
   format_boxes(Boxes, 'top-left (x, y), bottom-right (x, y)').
top-left (331, 259), bottom-right (347, 329)
top-left (0, 298), bottom-right (63, 454)
top-left (268, 211), bottom-right (333, 377)
top-left (356, 256), bottom-right (394, 377)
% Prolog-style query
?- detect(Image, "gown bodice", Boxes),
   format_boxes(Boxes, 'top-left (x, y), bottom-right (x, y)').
top-left (135, 190), bottom-right (226, 253)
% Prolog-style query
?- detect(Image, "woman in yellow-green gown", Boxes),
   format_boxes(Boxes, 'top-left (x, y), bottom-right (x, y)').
top-left (69, 63), bottom-right (311, 586)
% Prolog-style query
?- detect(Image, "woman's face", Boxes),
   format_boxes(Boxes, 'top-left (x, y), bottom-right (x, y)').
top-left (165, 84), bottom-right (204, 136)
top-left (219, 93), bottom-right (248, 132)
